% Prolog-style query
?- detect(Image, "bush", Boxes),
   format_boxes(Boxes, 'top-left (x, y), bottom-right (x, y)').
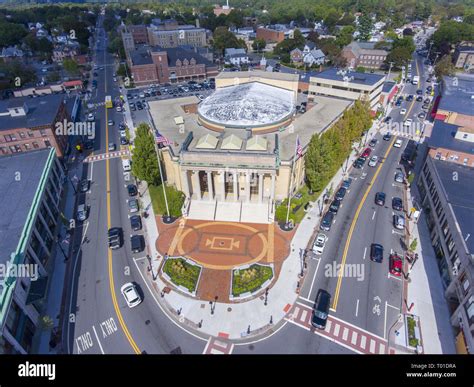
top-left (149, 184), bottom-right (184, 217)
top-left (232, 265), bottom-right (273, 296)
top-left (163, 257), bottom-right (201, 293)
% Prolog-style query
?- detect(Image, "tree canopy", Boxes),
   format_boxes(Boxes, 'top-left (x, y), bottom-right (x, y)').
top-left (131, 123), bottom-right (161, 186)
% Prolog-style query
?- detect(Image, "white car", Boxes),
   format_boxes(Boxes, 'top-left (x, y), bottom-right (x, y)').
top-left (393, 139), bottom-right (403, 148)
top-left (116, 106), bottom-right (122, 112)
top-left (312, 234), bottom-right (328, 255)
top-left (113, 77), bottom-right (117, 82)
top-left (368, 155), bottom-right (378, 167)
top-left (404, 118), bottom-right (413, 127)
top-left (108, 142), bottom-right (115, 151)
top-left (108, 119), bottom-right (114, 126)
top-left (400, 108), bottom-right (407, 115)
top-left (87, 113), bottom-right (95, 122)
top-left (120, 283), bottom-right (141, 308)
top-left (119, 129), bottom-right (127, 137)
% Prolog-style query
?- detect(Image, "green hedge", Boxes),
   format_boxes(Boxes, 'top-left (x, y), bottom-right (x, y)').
top-left (163, 258), bottom-right (201, 293)
top-left (232, 265), bottom-right (273, 297)
top-left (407, 316), bottom-right (419, 347)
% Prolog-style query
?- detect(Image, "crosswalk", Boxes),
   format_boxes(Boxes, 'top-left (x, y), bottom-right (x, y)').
top-left (286, 301), bottom-right (393, 354)
top-left (202, 336), bottom-right (234, 354)
top-left (84, 150), bottom-right (130, 163)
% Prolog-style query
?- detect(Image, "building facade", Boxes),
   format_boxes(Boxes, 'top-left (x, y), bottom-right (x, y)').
top-left (453, 43), bottom-right (474, 71)
top-left (0, 94), bottom-right (70, 158)
top-left (308, 68), bottom-right (385, 110)
top-left (342, 41), bottom-right (388, 70)
top-left (256, 27), bottom-right (285, 44)
top-left (0, 148), bottom-right (65, 353)
top-left (147, 26), bottom-right (207, 48)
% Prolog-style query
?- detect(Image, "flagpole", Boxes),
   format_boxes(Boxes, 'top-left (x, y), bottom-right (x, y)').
top-left (157, 147), bottom-right (170, 219)
top-left (285, 136), bottom-right (298, 227)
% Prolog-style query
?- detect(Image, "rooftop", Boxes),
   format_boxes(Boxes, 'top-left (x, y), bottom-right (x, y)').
top-left (428, 121), bottom-right (474, 155)
top-left (0, 94), bottom-right (64, 131)
top-left (0, 149), bottom-right (53, 267)
top-left (432, 159), bottom-right (474, 254)
top-left (130, 45), bottom-right (214, 67)
top-left (216, 69), bottom-right (299, 83)
top-left (382, 81), bottom-right (397, 93)
top-left (440, 74), bottom-right (474, 116)
top-left (309, 67), bottom-right (385, 87)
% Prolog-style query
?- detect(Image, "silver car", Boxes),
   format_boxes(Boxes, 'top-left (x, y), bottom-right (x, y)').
top-left (393, 214), bottom-right (405, 230)
top-left (395, 172), bottom-right (404, 183)
top-left (76, 204), bottom-right (87, 221)
top-left (128, 198), bottom-right (139, 213)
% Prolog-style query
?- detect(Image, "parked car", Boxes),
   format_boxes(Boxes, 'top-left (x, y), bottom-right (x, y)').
top-left (335, 187), bottom-right (347, 201)
top-left (400, 108), bottom-right (407, 115)
top-left (120, 136), bottom-right (129, 145)
top-left (361, 147), bottom-right (372, 159)
top-left (312, 234), bottom-right (328, 255)
top-left (368, 155), bottom-right (378, 167)
top-left (127, 184), bottom-right (138, 196)
top-left (311, 290), bottom-right (331, 329)
top-left (108, 119), bottom-right (114, 126)
top-left (416, 95), bottom-right (423, 102)
top-left (389, 254), bottom-right (403, 277)
top-left (369, 139), bottom-right (378, 148)
top-left (392, 197), bottom-right (403, 211)
top-left (108, 227), bottom-right (122, 249)
top-left (108, 142), bottom-right (115, 151)
top-left (79, 179), bottom-right (90, 193)
top-left (384, 116), bottom-right (392, 124)
top-left (383, 133), bottom-right (392, 141)
top-left (353, 157), bottom-right (366, 169)
top-left (87, 113), bottom-right (95, 122)
top-left (128, 198), bottom-right (139, 213)
top-left (120, 282), bottom-right (142, 308)
top-left (76, 204), bottom-right (87, 221)
top-left (320, 212), bottom-right (334, 231)
top-left (329, 199), bottom-right (341, 214)
top-left (370, 243), bottom-right (384, 263)
top-left (130, 215), bottom-right (142, 231)
top-left (375, 192), bottom-right (386, 206)
top-left (342, 178), bottom-right (353, 190)
top-left (394, 172), bottom-right (404, 183)
top-left (406, 94), bottom-right (414, 102)
top-left (393, 214), bottom-right (405, 230)
top-left (418, 112), bottom-right (426, 119)
top-left (130, 235), bottom-right (145, 253)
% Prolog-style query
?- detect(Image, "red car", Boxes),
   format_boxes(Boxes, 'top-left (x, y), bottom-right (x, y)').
top-left (361, 147), bottom-right (372, 159)
top-left (389, 254), bottom-right (403, 276)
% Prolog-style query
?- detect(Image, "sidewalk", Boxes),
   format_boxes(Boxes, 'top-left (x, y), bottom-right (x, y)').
top-left (35, 160), bottom-right (84, 354)
top-left (403, 186), bottom-right (456, 354)
top-left (136, 124), bottom-right (379, 340)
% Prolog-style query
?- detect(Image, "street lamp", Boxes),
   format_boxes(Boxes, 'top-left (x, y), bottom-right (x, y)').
top-left (210, 296), bottom-right (218, 315)
top-left (264, 288), bottom-right (269, 306)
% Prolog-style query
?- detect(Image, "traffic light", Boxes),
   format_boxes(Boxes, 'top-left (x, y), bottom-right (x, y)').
top-left (76, 144), bottom-right (83, 153)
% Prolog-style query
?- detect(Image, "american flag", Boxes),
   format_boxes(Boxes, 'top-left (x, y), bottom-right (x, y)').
top-left (156, 134), bottom-right (172, 146)
top-left (295, 136), bottom-right (303, 159)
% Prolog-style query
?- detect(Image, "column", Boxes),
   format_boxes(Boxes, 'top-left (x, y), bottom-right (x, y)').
top-left (192, 171), bottom-right (201, 200)
top-left (233, 171), bottom-right (239, 201)
top-left (258, 173), bottom-right (264, 203)
top-left (207, 171), bottom-right (214, 201)
top-left (270, 174), bottom-right (276, 202)
top-left (181, 170), bottom-right (190, 198)
top-left (217, 171), bottom-right (225, 200)
top-left (245, 172), bottom-right (251, 202)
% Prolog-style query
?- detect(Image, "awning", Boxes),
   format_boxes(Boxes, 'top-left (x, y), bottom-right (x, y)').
top-left (26, 276), bottom-right (48, 305)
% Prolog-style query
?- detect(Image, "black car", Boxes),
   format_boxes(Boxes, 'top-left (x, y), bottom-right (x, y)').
top-left (79, 179), bottom-right (90, 193)
top-left (108, 227), bottom-right (123, 249)
top-left (127, 184), bottom-right (138, 196)
top-left (370, 243), bottom-right (384, 263)
top-left (329, 199), bottom-right (341, 214)
top-left (335, 187), bottom-right (347, 201)
top-left (416, 95), bottom-right (423, 102)
top-left (353, 157), bottom-right (366, 168)
top-left (131, 235), bottom-right (145, 253)
top-left (422, 104), bottom-right (430, 110)
top-left (384, 116), bottom-right (392, 124)
top-left (84, 140), bottom-right (94, 150)
top-left (416, 89), bottom-right (423, 95)
top-left (392, 197), bottom-right (403, 211)
top-left (375, 192), bottom-right (386, 206)
top-left (383, 133), bottom-right (392, 141)
top-left (406, 94), bottom-right (413, 102)
top-left (311, 289), bottom-right (331, 329)
top-left (424, 98), bottom-right (431, 104)
top-left (120, 136), bottom-right (129, 145)
top-left (320, 211), bottom-right (334, 231)
top-left (342, 178), bottom-right (353, 190)
top-left (130, 215), bottom-right (142, 231)
top-left (369, 138), bottom-right (378, 148)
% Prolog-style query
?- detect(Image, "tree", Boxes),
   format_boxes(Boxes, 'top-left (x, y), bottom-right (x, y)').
top-left (273, 29), bottom-right (305, 57)
top-left (409, 238), bottom-right (418, 252)
top-left (434, 55), bottom-right (455, 79)
top-left (0, 21), bottom-right (28, 48)
top-left (307, 30), bottom-right (320, 44)
top-left (131, 123), bottom-right (161, 186)
top-left (252, 38), bottom-right (266, 52)
top-left (323, 10), bottom-right (341, 33)
top-left (63, 59), bottom-right (79, 76)
top-left (46, 71), bottom-right (61, 83)
top-left (212, 26), bottom-right (246, 55)
top-left (108, 36), bottom-right (126, 59)
top-left (431, 21), bottom-right (474, 57)
top-left (386, 46), bottom-right (413, 69)
top-left (336, 25), bottom-right (355, 48)
top-left (358, 14), bottom-right (373, 41)
top-left (355, 66), bottom-right (366, 73)
top-left (403, 28), bottom-right (414, 36)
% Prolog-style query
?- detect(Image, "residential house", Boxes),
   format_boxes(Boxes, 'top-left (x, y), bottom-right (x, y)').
top-left (0, 46), bottom-right (24, 62)
top-left (225, 48), bottom-right (249, 66)
top-left (290, 48), bottom-right (304, 64)
top-left (454, 43), bottom-right (474, 72)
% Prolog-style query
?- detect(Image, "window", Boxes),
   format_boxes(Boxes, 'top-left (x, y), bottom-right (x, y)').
top-left (461, 273), bottom-right (470, 294)
top-left (441, 219), bottom-right (449, 237)
top-left (4, 134), bottom-right (16, 142)
top-left (39, 129), bottom-right (47, 136)
top-left (463, 158), bottom-right (468, 166)
top-left (0, 146), bottom-right (7, 154)
top-left (9, 145), bottom-right (18, 153)
top-left (44, 140), bottom-right (51, 148)
top-left (28, 131), bottom-right (34, 137)
top-left (19, 132), bottom-right (26, 139)
top-left (435, 152), bottom-right (442, 160)
top-left (24, 143), bottom-right (31, 150)
top-left (32, 142), bottom-right (39, 149)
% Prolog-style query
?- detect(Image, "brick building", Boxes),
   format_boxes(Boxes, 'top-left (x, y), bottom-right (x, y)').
top-left (256, 27), bottom-right (285, 44)
top-left (129, 46), bottom-right (218, 86)
top-left (341, 41), bottom-right (388, 70)
top-left (0, 94), bottom-right (69, 158)
top-left (147, 25), bottom-right (207, 48)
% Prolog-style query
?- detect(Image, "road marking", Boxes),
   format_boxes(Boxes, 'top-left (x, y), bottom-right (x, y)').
top-left (297, 296), bottom-right (313, 305)
top-left (379, 343), bottom-right (386, 354)
top-left (363, 247), bottom-right (367, 260)
top-left (369, 339), bottom-right (376, 353)
top-left (333, 323), bottom-right (340, 337)
top-left (372, 210), bottom-right (376, 220)
top-left (342, 327), bottom-right (349, 341)
top-left (332, 136), bottom-right (397, 311)
top-left (301, 310), bottom-right (309, 322)
top-left (392, 229), bottom-right (404, 236)
top-left (351, 331), bottom-right (358, 345)
top-left (360, 335), bottom-right (367, 350)
top-left (355, 299), bottom-right (360, 317)
top-left (325, 320), bottom-right (332, 333)
top-left (92, 325), bottom-right (105, 354)
top-left (104, 69), bottom-right (141, 355)
top-left (306, 256), bottom-right (321, 299)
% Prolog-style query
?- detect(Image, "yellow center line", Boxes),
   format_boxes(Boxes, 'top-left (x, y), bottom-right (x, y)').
top-left (332, 135), bottom-right (397, 310)
top-left (102, 47), bottom-right (141, 354)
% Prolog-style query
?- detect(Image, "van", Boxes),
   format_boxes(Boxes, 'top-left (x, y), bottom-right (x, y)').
top-left (412, 75), bottom-right (420, 85)
top-left (311, 290), bottom-right (331, 329)
top-left (122, 159), bottom-right (131, 172)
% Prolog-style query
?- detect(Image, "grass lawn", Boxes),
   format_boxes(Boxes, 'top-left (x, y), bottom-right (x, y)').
top-left (149, 184), bottom-right (184, 217)
top-left (163, 257), bottom-right (201, 293)
top-left (275, 185), bottom-right (321, 224)
top-left (232, 264), bottom-right (273, 297)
